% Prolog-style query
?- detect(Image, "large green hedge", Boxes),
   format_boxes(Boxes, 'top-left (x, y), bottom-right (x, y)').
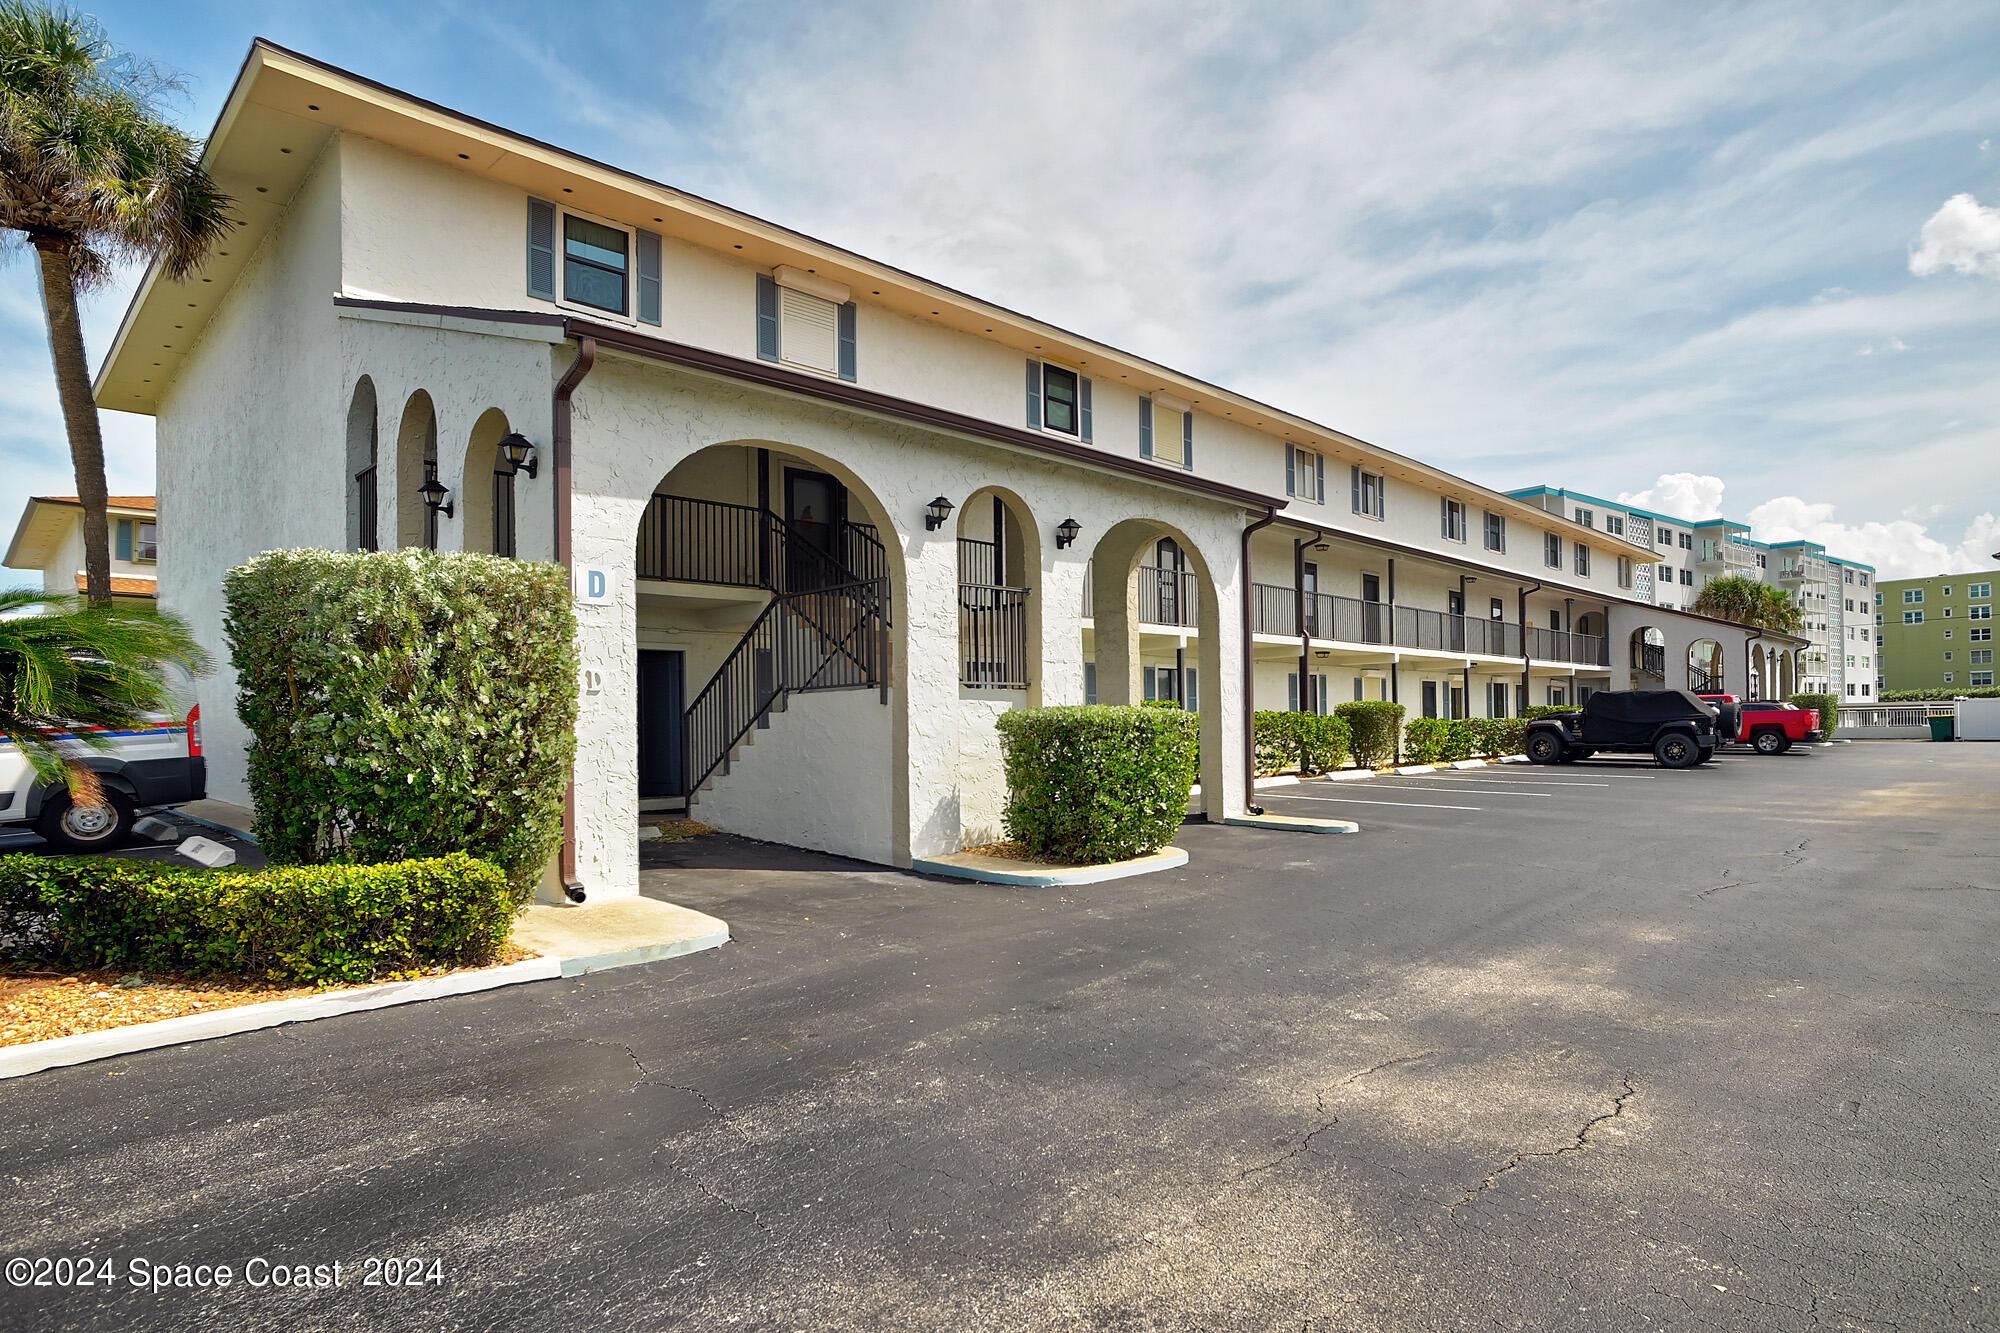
top-left (994, 705), bottom-right (1198, 863)
top-left (1254, 710), bottom-right (1352, 775)
top-left (1788, 692), bottom-right (1839, 739)
top-left (1335, 700), bottom-right (1405, 767)
top-left (225, 550), bottom-right (578, 903)
top-left (1880, 687), bottom-right (2000, 702)
top-left (0, 853), bottom-right (514, 985)
top-left (1403, 716), bottom-right (1528, 764)
top-left (1521, 704), bottom-right (1575, 720)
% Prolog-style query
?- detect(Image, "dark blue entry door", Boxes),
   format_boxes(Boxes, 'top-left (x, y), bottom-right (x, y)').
top-left (637, 649), bottom-right (686, 799)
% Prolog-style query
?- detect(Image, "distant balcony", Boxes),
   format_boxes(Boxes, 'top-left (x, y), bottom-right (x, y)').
top-left (1248, 582), bottom-right (1607, 667)
top-left (1079, 563), bottom-right (1201, 628)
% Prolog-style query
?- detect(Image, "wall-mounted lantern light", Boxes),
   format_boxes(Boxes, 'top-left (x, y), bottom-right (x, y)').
top-left (419, 472), bottom-right (454, 519)
top-left (1055, 517), bottom-right (1082, 550)
top-left (925, 496), bottom-right (955, 531)
top-left (498, 432), bottom-right (539, 479)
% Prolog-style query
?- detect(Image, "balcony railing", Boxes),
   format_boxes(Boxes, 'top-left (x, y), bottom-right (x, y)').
top-left (959, 584), bottom-right (1031, 689)
top-left (1138, 564), bottom-right (1200, 627)
top-left (636, 494), bottom-right (887, 595)
top-left (1246, 582), bottom-right (1605, 665)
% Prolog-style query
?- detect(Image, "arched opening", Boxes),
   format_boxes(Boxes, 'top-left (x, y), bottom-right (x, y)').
top-left (460, 408), bottom-right (515, 557)
top-left (1688, 638), bottom-right (1723, 693)
top-left (629, 442), bottom-right (900, 867)
top-left (1630, 626), bottom-right (1665, 683)
top-left (346, 378), bottom-right (379, 551)
top-left (395, 390), bottom-right (441, 549)
top-left (955, 487), bottom-right (1041, 695)
top-left (1084, 517), bottom-right (1224, 797)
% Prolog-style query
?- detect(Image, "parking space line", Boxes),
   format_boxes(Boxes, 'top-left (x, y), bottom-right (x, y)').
top-left (1411, 776), bottom-right (1614, 787)
top-left (1275, 793), bottom-right (1483, 811)
top-left (1360, 783), bottom-right (1550, 798)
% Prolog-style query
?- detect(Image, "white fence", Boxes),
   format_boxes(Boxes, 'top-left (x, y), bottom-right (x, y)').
top-left (1837, 702), bottom-right (1951, 740)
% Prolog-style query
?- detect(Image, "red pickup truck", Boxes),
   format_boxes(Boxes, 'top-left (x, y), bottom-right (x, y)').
top-left (1697, 694), bottom-right (1823, 754)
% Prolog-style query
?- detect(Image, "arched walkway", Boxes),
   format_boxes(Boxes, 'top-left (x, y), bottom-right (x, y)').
top-left (1688, 638), bottom-right (1723, 693)
top-left (460, 408), bottom-right (516, 556)
top-left (955, 486), bottom-right (1042, 699)
top-left (1630, 625), bottom-right (1665, 684)
top-left (346, 377), bottom-right (378, 551)
top-left (395, 390), bottom-right (441, 550)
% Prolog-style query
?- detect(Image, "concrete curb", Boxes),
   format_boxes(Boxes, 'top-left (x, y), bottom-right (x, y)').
top-left (555, 922), bottom-right (731, 977)
top-left (1225, 813), bottom-right (1360, 835)
top-left (912, 846), bottom-right (1188, 887)
top-left (1497, 754), bottom-right (1531, 764)
top-left (166, 808), bottom-right (260, 846)
top-left (0, 957), bottom-right (561, 1081)
top-left (1395, 764), bottom-right (1437, 775)
top-left (1318, 769), bottom-right (1378, 783)
top-left (1449, 759), bottom-right (1490, 769)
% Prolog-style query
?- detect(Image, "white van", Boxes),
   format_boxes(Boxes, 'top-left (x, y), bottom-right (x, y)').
top-left (0, 706), bottom-right (207, 851)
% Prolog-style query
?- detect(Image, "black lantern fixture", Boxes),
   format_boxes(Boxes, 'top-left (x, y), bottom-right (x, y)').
top-left (1055, 517), bottom-right (1082, 550)
top-left (419, 472), bottom-right (454, 519)
top-left (498, 432), bottom-right (539, 479)
top-left (924, 496), bottom-right (955, 531)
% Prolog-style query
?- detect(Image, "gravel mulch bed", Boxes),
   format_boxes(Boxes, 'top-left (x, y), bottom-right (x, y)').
top-left (957, 840), bottom-right (1091, 868)
top-left (0, 944), bottom-right (537, 1048)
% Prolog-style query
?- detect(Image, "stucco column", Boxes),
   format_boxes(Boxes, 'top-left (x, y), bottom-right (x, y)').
top-left (1039, 550), bottom-right (1088, 706)
top-left (562, 493), bottom-right (646, 901)
top-left (1195, 531), bottom-right (1248, 823)
top-left (901, 523), bottom-right (963, 860)
top-left (1089, 535), bottom-right (1146, 705)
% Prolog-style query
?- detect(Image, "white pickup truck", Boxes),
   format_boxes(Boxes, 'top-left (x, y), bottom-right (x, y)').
top-left (0, 706), bottom-right (207, 851)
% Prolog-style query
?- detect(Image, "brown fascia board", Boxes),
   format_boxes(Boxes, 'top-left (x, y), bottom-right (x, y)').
top-left (332, 296), bottom-right (1286, 510)
top-left (1272, 515), bottom-right (1803, 641)
top-left (235, 40), bottom-right (1640, 554)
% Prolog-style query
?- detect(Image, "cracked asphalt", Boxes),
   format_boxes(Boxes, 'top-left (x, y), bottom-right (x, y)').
top-left (4, 742), bottom-right (1997, 1331)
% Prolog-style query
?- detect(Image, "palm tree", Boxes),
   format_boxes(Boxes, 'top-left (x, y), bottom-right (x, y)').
top-left (1692, 573), bottom-right (1805, 634)
top-left (0, 3), bottom-right (233, 603)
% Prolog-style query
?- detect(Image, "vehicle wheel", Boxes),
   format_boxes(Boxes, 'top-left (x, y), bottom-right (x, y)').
top-left (1525, 732), bottom-right (1564, 765)
top-left (1774, 735), bottom-right (1792, 754)
top-left (1653, 732), bottom-right (1699, 769)
top-left (1556, 747), bottom-right (1595, 763)
top-left (1751, 728), bottom-right (1786, 756)
top-left (35, 789), bottom-right (137, 853)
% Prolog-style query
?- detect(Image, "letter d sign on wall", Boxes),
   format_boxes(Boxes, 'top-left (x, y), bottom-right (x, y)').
top-left (575, 565), bottom-right (614, 605)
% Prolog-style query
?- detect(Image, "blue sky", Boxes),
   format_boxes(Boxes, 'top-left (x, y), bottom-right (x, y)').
top-left (5, 0), bottom-right (1999, 584)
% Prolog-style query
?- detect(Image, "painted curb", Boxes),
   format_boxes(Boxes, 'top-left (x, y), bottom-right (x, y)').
top-left (1449, 759), bottom-right (1490, 769)
top-left (1395, 765), bottom-right (1437, 775)
top-left (912, 846), bottom-right (1188, 887)
top-left (1497, 755), bottom-right (1530, 764)
top-left (1318, 769), bottom-right (1378, 783)
top-left (1224, 814), bottom-right (1360, 835)
top-left (559, 923), bottom-right (732, 977)
top-left (0, 957), bottom-right (561, 1081)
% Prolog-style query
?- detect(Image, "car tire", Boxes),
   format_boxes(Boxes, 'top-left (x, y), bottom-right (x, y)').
top-left (36, 789), bottom-right (138, 853)
top-left (1653, 732), bottom-right (1699, 769)
top-left (1525, 732), bottom-right (1564, 765)
top-left (1774, 735), bottom-right (1793, 754)
top-left (1751, 728), bottom-right (1786, 756)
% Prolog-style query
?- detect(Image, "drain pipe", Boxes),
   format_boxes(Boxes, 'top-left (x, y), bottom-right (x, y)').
top-left (1517, 579), bottom-right (1543, 713)
top-left (1240, 507), bottom-right (1282, 815)
top-left (554, 336), bottom-right (597, 903)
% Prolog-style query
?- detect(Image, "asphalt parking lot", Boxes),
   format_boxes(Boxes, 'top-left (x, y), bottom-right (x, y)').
top-left (4, 742), bottom-right (1996, 1331)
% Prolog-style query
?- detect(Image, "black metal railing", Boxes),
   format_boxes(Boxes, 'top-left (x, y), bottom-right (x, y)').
top-left (959, 584), bottom-right (1031, 689)
top-left (1527, 627), bottom-right (1610, 667)
top-left (1634, 642), bottom-right (1666, 677)
top-left (1689, 666), bottom-right (1722, 693)
top-left (636, 494), bottom-right (888, 596)
top-left (354, 465), bottom-right (377, 551)
top-left (684, 578), bottom-right (890, 793)
top-left (958, 536), bottom-right (999, 586)
top-left (1247, 582), bottom-right (1621, 663)
top-left (1138, 564), bottom-right (1200, 627)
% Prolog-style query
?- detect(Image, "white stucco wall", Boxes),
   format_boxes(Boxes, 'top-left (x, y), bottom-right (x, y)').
top-left (695, 687), bottom-right (897, 865)
top-left (155, 141), bottom-right (347, 806)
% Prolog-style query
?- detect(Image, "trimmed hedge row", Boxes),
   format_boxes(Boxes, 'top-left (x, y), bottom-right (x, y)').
top-left (995, 705), bottom-right (1198, 864)
top-left (1402, 716), bottom-right (1529, 764)
top-left (1335, 701), bottom-right (1405, 768)
top-left (0, 853), bottom-right (514, 985)
top-left (224, 550), bottom-right (578, 905)
top-left (1521, 704), bottom-right (1576, 720)
top-left (1254, 710), bottom-right (1352, 775)
top-left (1788, 692), bottom-right (1839, 739)
top-left (1880, 687), bottom-right (2000, 702)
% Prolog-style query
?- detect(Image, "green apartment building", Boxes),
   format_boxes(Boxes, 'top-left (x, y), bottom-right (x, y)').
top-left (1874, 569), bottom-right (1999, 694)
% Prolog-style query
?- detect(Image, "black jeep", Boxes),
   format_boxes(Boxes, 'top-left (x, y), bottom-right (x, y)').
top-left (1523, 689), bottom-right (1722, 769)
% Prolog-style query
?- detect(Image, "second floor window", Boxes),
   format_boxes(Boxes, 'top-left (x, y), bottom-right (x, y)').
top-left (1351, 466), bottom-right (1385, 519)
top-left (1617, 556), bottom-right (1632, 589)
top-left (115, 518), bottom-right (157, 563)
top-left (1904, 610), bottom-right (1923, 624)
top-left (1679, 531), bottom-right (1693, 550)
top-left (1484, 510), bottom-right (1505, 552)
top-left (1574, 507), bottom-right (1594, 528)
top-left (1441, 498), bottom-right (1467, 542)
top-left (1287, 445), bottom-right (1324, 502)
top-left (563, 215), bottom-right (629, 315)
top-left (1543, 532), bottom-right (1561, 568)
top-left (1904, 588), bottom-right (1924, 603)
top-left (1575, 543), bottom-right (1591, 577)
top-left (1027, 360), bottom-right (1091, 440)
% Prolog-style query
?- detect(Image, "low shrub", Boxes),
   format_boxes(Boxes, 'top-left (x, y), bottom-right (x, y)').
top-left (1880, 687), bottom-right (2000, 702)
top-left (0, 853), bottom-right (514, 985)
top-left (1788, 692), bottom-right (1839, 739)
top-left (1254, 710), bottom-right (1352, 775)
top-left (1403, 716), bottom-right (1529, 763)
top-left (995, 705), bottom-right (1198, 863)
top-left (1335, 700), bottom-right (1406, 767)
top-left (1521, 704), bottom-right (1576, 720)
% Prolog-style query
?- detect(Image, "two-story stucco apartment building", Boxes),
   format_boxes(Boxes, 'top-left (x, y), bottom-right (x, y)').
top-left (97, 43), bottom-right (1799, 901)
top-left (4, 495), bottom-right (162, 607)
top-left (1508, 485), bottom-right (1871, 698)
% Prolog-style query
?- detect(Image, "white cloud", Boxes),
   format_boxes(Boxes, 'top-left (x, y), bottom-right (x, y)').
top-left (1617, 474), bottom-right (1728, 521)
top-left (1746, 497), bottom-right (2000, 579)
top-left (1910, 193), bottom-right (2000, 277)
